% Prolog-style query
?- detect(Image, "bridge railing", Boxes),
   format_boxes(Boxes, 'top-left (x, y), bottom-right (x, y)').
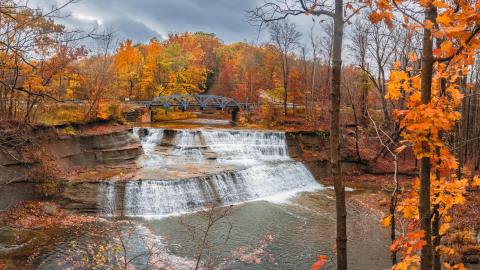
top-left (135, 94), bottom-right (256, 111)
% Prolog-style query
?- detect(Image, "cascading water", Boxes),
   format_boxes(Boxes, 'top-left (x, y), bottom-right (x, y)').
top-left (202, 130), bottom-right (290, 164)
top-left (123, 162), bottom-right (319, 216)
top-left (171, 130), bottom-right (204, 162)
top-left (134, 128), bottom-right (165, 167)
top-left (97, 181), bottom-right (117, 216)
top-left (98, 128), bottom-right (323, 217)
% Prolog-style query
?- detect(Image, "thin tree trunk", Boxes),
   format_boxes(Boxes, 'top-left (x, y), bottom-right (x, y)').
top-left (345, 79), bottom-right (362, 162)
top-left (432, 76), bottom-right (447, 270)
top-left (311, 59), bottom-right (317, 119)
top-left (419, 4), bottom-right (436, 270)
top-left (431, 206), bottom-right (441, 269)
top-left (331, 0), bottom-right (346, 269)
top-left (301, 47), bottom-right (309, 119)
top-left (390, 165), bottom-right (399, 265)
top-left (359, 70), bottom-right (369, 126)
top-left (282, 53), bottom-right (289, 116)
top-left (380, 93), bottom-right (391, 127)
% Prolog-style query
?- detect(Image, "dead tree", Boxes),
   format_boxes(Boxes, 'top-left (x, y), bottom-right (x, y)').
top-left (349, 19), bottom-right (369, 126)
top-left (269, 20), bottom-right (301, 116)
top-left (179, 203), bottom-right (234, 270)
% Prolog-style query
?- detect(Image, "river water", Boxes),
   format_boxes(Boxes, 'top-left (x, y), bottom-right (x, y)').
top-left (2, 127), bottom-right (392, 269)
top-left (91, 127), bottom-right (390, 269)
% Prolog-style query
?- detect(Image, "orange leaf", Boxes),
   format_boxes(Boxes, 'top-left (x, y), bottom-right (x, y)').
top-left (311, 255), bottom-right (328, 270)
top-left (382, 215), bottom-right (392, 227)
top-left (424, 20), bottom-right (434, 29)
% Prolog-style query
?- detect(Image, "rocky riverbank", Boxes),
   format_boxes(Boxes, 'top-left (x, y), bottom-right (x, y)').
top-left (0, 122), bottom-right (142, 185)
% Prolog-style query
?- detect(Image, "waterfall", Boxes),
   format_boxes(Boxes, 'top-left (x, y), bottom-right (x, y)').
top-left (99, 128), bottom-right (322, 217)
top-left (171, 130), bottom-right (204, 162)
top-left (202, 130), bottom-right (290, 164)
top-left (123, 162), bottom-right (320, 216)
top-left (97, 181), bottom-right (117, 216)
top-left (134, 128), bottom-right (165, 167)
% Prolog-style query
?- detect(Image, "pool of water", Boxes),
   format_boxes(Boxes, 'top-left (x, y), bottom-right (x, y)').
top-left (33, 189), bottom-right (391, 269)
top-left (127, 190), bottom-right (391, 270)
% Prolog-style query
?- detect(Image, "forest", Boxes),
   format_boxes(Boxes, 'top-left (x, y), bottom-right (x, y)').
top-left (1, 0), bottom-right (480, 269)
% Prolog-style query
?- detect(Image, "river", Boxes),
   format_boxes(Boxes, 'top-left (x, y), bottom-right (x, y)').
top-left (1, 125), bottom-right (393, 269)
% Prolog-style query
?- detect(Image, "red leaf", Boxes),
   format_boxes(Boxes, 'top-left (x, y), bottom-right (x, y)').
top-left (311, 255), bottom-right (328, 270)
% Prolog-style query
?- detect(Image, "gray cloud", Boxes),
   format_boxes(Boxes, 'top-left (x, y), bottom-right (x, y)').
top-left (32, 0), bottom-right (268, 44)
top-left (29, 0), bottom-right (341, 60)
top-left (103, 18), bottom-right (161, 42)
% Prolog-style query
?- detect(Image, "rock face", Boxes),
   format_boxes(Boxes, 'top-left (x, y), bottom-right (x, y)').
top-left (0, 152), bottom-right (37, 184)
top-left (285, 131), bottom-right (367, 179)
top-left (58, 181), bottom-right (107, 213)
top-left (0, 129), bottom-right (142, 184)
top-left (50, 130), bottom-right (142, 167)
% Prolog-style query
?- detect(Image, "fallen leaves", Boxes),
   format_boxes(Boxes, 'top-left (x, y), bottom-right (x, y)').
top-left (0, 201), bottom-right (97, 229)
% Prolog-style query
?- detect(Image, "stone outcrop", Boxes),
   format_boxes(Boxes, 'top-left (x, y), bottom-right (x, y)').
top-left (286, 130), bottom-right (367, 179)
top-left (50, 130), bottom-right (141, 167)
top-left (0, 128), bottom-right (142, 184)
top-left (0, 152), bottom-right (37, 184)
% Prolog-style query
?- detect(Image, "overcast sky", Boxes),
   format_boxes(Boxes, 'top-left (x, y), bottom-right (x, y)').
top-left (30, 0), bottom-right (323, 46)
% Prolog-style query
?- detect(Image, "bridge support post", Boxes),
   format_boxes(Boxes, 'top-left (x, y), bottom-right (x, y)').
top-left (231, 107), bottom-right (240, 126)
top-left (149, 107), bottom-right (154, 122)
top-left (138, 108), bottom-right (152, 123)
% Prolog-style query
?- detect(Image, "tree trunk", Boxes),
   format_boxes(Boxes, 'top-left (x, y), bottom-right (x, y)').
top-left (380, 90), bottom-right (392, 127)
top-left (345, 79), bottom-right (362, 162)
top-left (311, 59), bottom-right (317, 119)
top-left (432, 77), bottom-right (447, 270)
top-left (129, 80), bottom-right (134, 99)
top-left (283, 53), bottom-right (289, 116)
top-left (301, 48), bottom-right (309, 119)
top-left (419, 4), bottom-right (436, 270)
top-left (331, 0), bottom-right (347, 269)
top-left (359, 69), bottom-right (368, 126)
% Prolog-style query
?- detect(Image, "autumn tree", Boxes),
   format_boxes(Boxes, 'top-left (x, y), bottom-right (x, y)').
top-left (191, 32), bottom-right (222, 92)
top-left (308, 23), bottom-right (323, 120)
top-left (368, 0), bottom-right (480, 269)
top-left (211, 42), bottom-right (281, 104)
top-left (138, 38), bottom-right (164, 99)
top-left (113, 40), bottom-right (141, 99)
top-left (74, 32), bottom-right (116, 121)
top-left (349, 20), bottom-right (369, 126)
top-left (0, 0), bottom-right (87, 122)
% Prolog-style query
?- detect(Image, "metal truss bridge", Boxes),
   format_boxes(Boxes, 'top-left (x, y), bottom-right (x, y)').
top-left (135, 94), bottom-right (255, 111)
top-left (133, 95), bottom-right (257, 124)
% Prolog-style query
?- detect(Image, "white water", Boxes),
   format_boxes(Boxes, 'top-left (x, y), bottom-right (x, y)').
top-left (171, 130), bottom-right (204, 162)
top-left (97, 181), bottom-right (116, 216)
top-left (98, 128), bottom-right (323, 217)
top-left (202, 130), bottom-right (290, 164)
top-left (134, 128), bottom-right (165, 167)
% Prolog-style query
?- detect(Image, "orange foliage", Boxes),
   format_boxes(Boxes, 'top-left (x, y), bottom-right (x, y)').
top-left (311, 255), bottom-right (328, 270)
top-left (0, 201), bottom-right (97, 229)
top-left (368, 0), bottom-right (480, 268)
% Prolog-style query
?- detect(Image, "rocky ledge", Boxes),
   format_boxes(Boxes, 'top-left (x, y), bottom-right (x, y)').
top-left (0, 127), bottom-right (142, 184)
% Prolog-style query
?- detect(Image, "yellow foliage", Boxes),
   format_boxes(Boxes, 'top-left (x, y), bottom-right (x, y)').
top-left (439, 223), bottom-right (450, 236)
top-left (437, 12), bottom-right (452, 25)
top-left (473, 176), bottom-right (480, 186)
top-left (381, 215), bottom-right (392, 227)
top-left (152, 110), bottom-right (198, 121)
